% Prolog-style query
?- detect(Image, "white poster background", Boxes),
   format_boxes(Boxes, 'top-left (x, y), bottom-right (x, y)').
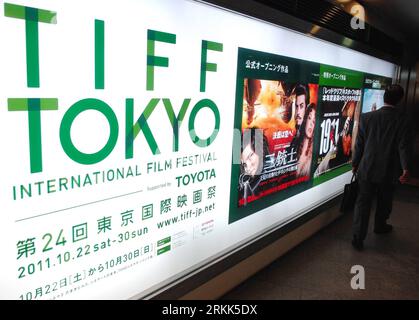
top-left (0, 0), bottom-right (395, 299)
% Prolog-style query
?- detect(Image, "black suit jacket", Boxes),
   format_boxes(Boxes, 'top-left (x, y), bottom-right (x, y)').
top-left (352, 106), bottom-right (409, 183)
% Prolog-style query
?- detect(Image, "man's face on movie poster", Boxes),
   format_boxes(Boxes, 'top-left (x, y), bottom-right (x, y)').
top-left (295, 94), bottom-right (306, 127)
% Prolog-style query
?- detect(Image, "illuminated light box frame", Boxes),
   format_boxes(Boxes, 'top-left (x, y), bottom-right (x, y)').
top-left (0, 0), bottom-right (395, 300)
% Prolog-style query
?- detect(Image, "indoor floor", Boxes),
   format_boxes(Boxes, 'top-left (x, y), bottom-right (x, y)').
top-left (222, 185), bottom-right (419, 300)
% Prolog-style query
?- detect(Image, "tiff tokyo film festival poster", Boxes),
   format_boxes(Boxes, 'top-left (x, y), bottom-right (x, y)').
top-left (314, 87), bottom-right (362, 177)
top-left (238, 79), bottom-right (318, 207)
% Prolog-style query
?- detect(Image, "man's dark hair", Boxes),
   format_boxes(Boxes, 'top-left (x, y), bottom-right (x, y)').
top-left (384, 84), bottom-right (404, 106)
top-left (293, 84), bottom-right (308, 101)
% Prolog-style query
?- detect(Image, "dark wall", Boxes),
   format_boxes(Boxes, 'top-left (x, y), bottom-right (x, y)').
top-left (398, 52), bottom-right (419, 179)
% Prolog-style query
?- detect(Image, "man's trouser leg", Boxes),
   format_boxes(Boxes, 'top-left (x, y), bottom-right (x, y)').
top-left (353, 180), bottom-right (375, 241)
top-left (375, 182), bottom-right (394, 227)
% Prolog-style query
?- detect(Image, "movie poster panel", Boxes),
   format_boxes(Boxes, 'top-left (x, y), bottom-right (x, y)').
top-left (312, 65), bottom-right (363, 185)
top-left (238, 79), bottom-right (319, 206)
top-left (229, 48), bottom-right (320, 223)
top-left (313, 86), bottom-right (362, 183)
top-left (362, 74), bottom-right (392, 113)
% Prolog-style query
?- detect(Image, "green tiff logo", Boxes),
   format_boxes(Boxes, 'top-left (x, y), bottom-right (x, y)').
top-left (4, 3), bottom-right (224, 174)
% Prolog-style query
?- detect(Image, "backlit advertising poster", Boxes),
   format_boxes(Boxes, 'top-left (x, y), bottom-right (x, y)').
top-left (362, 74), bottom-right (392, 113)
top-left (229, 48), bottom-right (319, 223)
top-left (0, 0), bottom-right (395, 300)
top-left (313, 66), bottom-right (363, 184)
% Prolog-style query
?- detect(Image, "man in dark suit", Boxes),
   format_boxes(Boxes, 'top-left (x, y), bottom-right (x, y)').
top-left (351, 84), bottom-right (410, 250)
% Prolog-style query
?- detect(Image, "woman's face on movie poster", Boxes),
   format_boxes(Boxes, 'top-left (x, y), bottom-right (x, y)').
top-left (305, 109), bottom-right (316, 139)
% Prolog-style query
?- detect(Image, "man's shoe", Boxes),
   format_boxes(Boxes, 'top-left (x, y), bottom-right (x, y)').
top-left (374, 223), bottom-right (393, 234)
top-left (351, 237), bottom-right (364, 251)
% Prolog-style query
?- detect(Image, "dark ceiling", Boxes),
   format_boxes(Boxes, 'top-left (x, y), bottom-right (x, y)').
top-left (360, 0), bottom-right (419, 42)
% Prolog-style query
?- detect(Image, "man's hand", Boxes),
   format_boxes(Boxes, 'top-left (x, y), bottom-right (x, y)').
top-left (399, 169), bottom-right (410, 184)
top-left (352, 166), bottom-right (358, 174)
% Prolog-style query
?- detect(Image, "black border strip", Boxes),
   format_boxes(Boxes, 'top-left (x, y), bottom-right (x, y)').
top-left (197, 0), bottom-right (400, 64)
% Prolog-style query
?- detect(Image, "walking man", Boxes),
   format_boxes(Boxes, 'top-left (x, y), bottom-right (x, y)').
top-left (352, 84), bottom-right (410, 250)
